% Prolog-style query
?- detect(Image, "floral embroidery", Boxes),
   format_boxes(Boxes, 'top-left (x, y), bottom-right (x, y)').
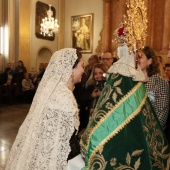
top-left (112, 78), bottom-right (123, 103)
top-left (142, 101), bottom-right (170, 169)
top-left (110, 150), bottom-right (144, 170)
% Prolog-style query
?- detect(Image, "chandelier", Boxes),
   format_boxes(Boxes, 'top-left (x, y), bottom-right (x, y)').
top-left (40, 5), bottom-right (59, 37)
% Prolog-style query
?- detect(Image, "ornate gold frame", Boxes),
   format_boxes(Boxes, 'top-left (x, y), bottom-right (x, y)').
top-left (71, 13), bottom-right (93, 53)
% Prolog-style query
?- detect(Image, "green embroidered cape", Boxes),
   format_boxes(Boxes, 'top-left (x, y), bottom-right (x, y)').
top-left (80, 73), bottom-right (170, 170)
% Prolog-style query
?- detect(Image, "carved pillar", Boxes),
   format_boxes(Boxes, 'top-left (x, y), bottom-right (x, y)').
top-left (162, 0), bottom-right (170, 51)
top-left (0, 0), bottom-right (3, 26)
top-left (102, 0), bottom-right (111, 52)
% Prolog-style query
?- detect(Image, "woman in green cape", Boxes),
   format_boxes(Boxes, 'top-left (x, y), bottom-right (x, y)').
top-left (80, 43), bottom-right (170, 169)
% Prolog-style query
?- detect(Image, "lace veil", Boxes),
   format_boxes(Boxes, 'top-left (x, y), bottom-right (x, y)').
top-left (5, 48), bottom-right (80, 170)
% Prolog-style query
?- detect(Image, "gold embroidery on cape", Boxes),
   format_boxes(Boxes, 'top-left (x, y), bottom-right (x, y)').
top-left (80, 75), bottom-right (122, 148)
top-left (80, 82), bottom-right (143, 152)
top-left (143, 101), bottom-right (170, 169)
top-left (87, 92), bottom-right (147, 169)
top-left (81, 82), bottom-right (146, 169)
top-left (110, 149), bottom-right (144, 170)
top-left (90, 146), bottom-right (108, 170)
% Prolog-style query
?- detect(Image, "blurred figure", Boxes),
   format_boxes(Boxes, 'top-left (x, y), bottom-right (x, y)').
top-left (37, 63), bottom-right (46, 81)
top-left (21, 73), bottom-right (35, 103)
top-left (14, 60), bottom-right (27, 85)
top-left (3, 63), bottom-right (14, 85)
top-left (15, 60), bottom-right (27, 74)
top-left (101, 51), bottom-right (114, 68)
top-left (33, 63), bottom-right (46, 88)
top-left (4, 63), bottom-right (14, 75)
top-left (164, 63), bottom-right (170, 81)
top-left (84, 54), bottom-right (99, 81)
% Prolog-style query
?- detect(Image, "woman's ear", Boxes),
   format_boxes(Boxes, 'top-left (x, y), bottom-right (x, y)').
top-left (148, 58), bottom-right (152, 66)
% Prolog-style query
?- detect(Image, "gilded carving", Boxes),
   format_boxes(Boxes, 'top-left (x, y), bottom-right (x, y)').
top-left (113, 0), bottom-right (147, 50)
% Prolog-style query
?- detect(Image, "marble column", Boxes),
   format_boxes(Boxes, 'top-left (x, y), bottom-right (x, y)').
top-left (102, 0), bottom-right (111, 52)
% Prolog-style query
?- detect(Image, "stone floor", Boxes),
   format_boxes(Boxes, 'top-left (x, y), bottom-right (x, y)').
top-left (0, 103), bottom-right (31, 170)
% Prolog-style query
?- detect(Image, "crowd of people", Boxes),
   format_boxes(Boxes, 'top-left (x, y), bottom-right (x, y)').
top-left (0, 61), bottom-right (48, 104)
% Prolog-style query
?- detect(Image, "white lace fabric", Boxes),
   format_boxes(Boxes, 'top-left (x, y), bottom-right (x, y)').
top-left (5, 48), bottom-right (80, 170)
top-left (108, 44), bottom-right (145, 81)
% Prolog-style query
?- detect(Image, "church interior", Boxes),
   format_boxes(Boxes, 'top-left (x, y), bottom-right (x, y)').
top-left (0, 0), bottom-right (170, 169)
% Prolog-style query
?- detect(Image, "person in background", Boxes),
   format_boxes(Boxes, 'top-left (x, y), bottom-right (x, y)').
top-left (15, 60), bottom-right (27, 74)
top-left (85, 63), bottom-right (109, 117)
top-left (4, 63), bottom-right (14, 75)
top-left (101, 51), bottom-right (114, 68)
top-left (14, 60), bottom-right (27, 85)
top-left (3, 63), bottom-right (14, 85)
top-left (32, 73), bottom-right (38, 90)
top-left (21, 73), bottom-right (35, 103)
top-left (82, 54), bottom-right (99, 86)
top-left (137, 46), bottom-right (169, 130)
top-left (164, 63), bottom-right (170, 81)
top-left (37, 63), bottom-right (46, 80)
top-left (5, 48), bottom-right (84, 170)
top-left (85, 54), bottom-right (99, 77)
top-left (33, 63), bottom-right (46, 88)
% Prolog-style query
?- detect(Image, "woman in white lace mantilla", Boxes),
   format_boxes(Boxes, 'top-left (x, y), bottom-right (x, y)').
top-left (5, 48), bottom-right (84, 170)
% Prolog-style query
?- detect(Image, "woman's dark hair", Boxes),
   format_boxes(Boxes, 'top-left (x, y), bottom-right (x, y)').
top-left (73, 49), bottom-right (82, 69)
top-left (18, 60), bottom-right (24, 66)
top-left (141, 46), bottom-right (160, 77)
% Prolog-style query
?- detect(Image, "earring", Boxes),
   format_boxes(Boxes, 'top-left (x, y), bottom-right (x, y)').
top-left (71, 72), bottom-right (74, 83)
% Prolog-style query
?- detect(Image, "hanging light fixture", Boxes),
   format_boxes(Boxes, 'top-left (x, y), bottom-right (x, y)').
top-left (40, 4), bottom-right (59, 37)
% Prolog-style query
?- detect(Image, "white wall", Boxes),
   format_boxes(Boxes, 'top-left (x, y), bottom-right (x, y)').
top-left (30, 0), bottom-right (59, 72)
top-left (64, 0), bottom-right (103, 64)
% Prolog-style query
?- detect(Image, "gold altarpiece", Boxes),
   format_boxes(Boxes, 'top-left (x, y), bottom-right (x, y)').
top-left (95, 0), bottom-right (170, 62)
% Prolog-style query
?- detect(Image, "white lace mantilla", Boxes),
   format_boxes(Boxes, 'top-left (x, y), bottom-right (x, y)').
top-left (108, 45), bottom-right (145, 81)
top-left (5, 48), bottom-right (80, 170)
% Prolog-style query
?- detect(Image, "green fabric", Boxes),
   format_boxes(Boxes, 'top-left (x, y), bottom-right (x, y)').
top-left (80, 73), bottom-right (170, 170)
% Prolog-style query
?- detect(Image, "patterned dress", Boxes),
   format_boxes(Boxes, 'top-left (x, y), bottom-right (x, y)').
top-left (144, 74), bottom-right (169, 129)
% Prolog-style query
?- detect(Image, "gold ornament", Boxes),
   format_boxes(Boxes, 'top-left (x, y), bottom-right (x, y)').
top-left (71, 72), bottom-right (74, 83)
top-left (114, 0), bottom-right (147, 51)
